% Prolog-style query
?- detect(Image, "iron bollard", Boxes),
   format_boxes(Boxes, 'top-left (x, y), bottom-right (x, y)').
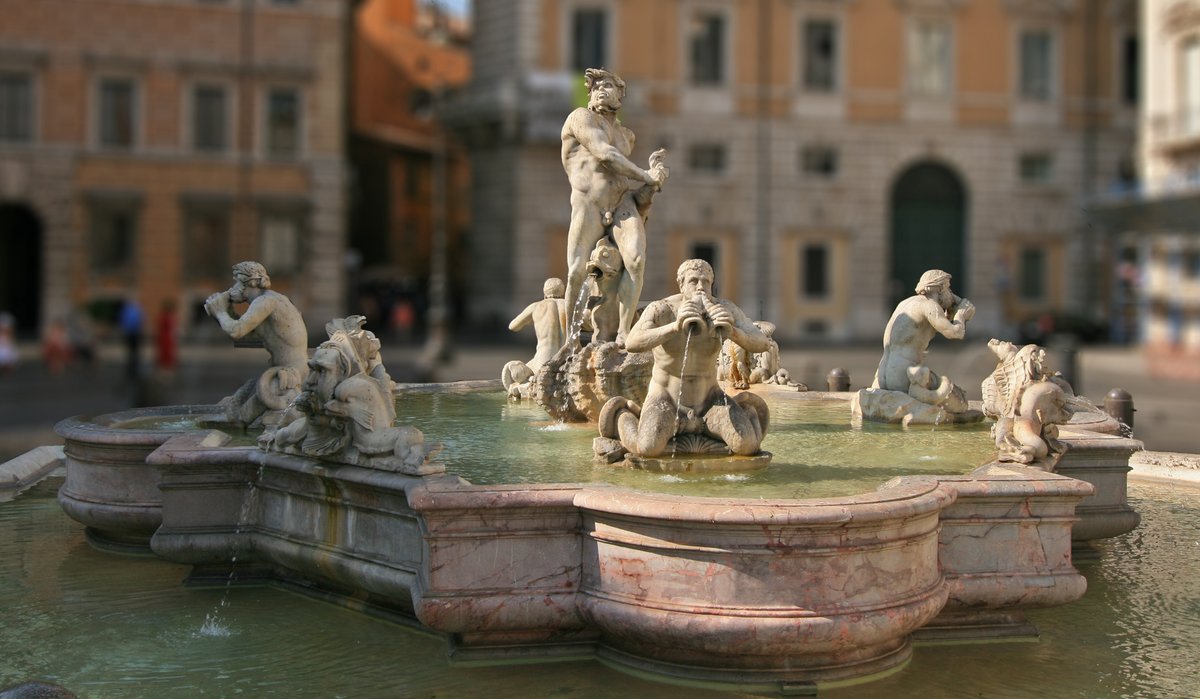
top-left (827, 368), bottom-right (850, 392)
top-left (1104, 388), bottom-right (1135, 431)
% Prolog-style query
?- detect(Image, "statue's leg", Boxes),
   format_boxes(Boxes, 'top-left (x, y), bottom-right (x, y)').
top-left (565, 203), bottom-right (603, 330)
top-left (611, 200), bottom-right (646, 341)
top-left (621, 395), bottom-right (676, 457)
top-left (705, 392), bottom-right (768, 455)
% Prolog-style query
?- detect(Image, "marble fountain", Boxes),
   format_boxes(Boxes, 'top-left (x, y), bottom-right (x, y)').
top-left (0, 70), bottom-right (1156, 696)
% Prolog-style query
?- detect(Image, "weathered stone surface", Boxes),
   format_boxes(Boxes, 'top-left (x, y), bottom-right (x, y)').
top-left (534, 342), bottom-right (652, 423)
top-left (852, 388), bottom-right (984, 426)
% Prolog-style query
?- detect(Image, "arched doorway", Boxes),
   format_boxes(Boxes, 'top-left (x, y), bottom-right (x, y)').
top-left (889, 162), bottom-right (967, 309)
top-left (0, 203), bottom-right (43, 335)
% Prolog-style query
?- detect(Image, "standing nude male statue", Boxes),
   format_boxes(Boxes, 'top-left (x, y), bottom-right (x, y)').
top-left (561, 68), bottom-right (668, 344)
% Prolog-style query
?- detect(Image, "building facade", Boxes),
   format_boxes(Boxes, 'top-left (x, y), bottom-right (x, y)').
top-left (1093, 0), bottom-right (1200, 378)
top-left (458, 0), bottom-right (1137, 342)
top-left (349, 0), bottom-right (470, 338)
top-left (0, 0), bottom-right (348, 337)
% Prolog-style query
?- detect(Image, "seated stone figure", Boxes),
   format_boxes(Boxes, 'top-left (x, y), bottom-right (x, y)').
top-left (503, 278), bottom-right (568, 400)
top-left (204, 261), bottom-right (308, 427)
top-left (262, 317), bottom-right (441, 474)
top-left (981, 338), bottom-right (1075, 464)
top-left (595, 259), bottom-right (771, 462)
top-left (853, 269), bottom-right (982, 425)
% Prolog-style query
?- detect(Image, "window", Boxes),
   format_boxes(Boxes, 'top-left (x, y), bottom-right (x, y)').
top-left (98, 78), bottom-right (136, 149)
top-left (800, 145), bottom-right (838, 177)
top-left (1184, 249), bottom-right (1200, 280)
top-left (802, 19), bottom-right (838, 92)
top-left (0, 71), bottom-right (33, 142)
top-left (192, 84), bottom-right (229, 152)
top-left (266, 87), bottom-right (300, 158)
top-left (570, 8), bottom-right (608, 72)
top-left (183, 209), bottom-right (230, 280)
top-left (1122, 34), bottom-right (1139, 107)
top-left (1182, 38), bottom-right (1200, 136)
top-left (688, 144), bottom-right (726, 173)
top-left (409, 87), bottom-right (433, 119)
top-left (261, 216), bottom-right (302, 276)
top-left (690, 242), bottom-right (718, 281)
top-left (90, 206), bottom-right (137, 272)
top-left (1017, 247), bottom-right (1045, 301)
top-left (801, 244), bottom-right (829, 298)
top-left (689, 11), bottom-right (725, 86)
top-left (1019, 30), bottom-right (1054, 102)
top-left (908, 21), bottom-right (951, 97)
top-left (1018, 152), bottom-right (1053, 184)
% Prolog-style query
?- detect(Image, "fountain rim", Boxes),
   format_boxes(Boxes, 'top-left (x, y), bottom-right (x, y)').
top-left (46, 382), bottom-right (1025, 513)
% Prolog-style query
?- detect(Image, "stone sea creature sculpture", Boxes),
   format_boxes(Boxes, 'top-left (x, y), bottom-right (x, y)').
top-left (982, 338), bottom-right (1076, 464)
top-left (583, 236), bottom-right (623, 345)
top-left (720, 321), bottom-right (806, 390)
top-left (595, 259), bottom-right (771, 467)
top-left (533, 341), bottom-right (652, 423)
top-left (205, 261), bottom-right (308, 427)
top-left (853, 269), bottom-right (982, 425)
top-left (526, 236), bottom-right (650, 421)
top-left (262, 317), bottom-right (441, 474)
top-left (503, 278), bottom-right (567, 400)
top-left (561, 67), bottom-right (668, 345)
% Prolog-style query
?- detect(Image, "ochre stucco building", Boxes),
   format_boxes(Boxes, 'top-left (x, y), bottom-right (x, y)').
top-left (458, 0), bottom-right (1139, 342)
top-left (0, 0), bottom-right (347, 337)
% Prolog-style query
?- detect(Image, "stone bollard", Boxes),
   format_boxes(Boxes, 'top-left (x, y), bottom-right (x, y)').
top-left (1104, 388), bottom-right (1135, 431)
top-left (1047, 334), bottom-right (1079, 393)
top-left (827, 368), bottom-right (850, 392)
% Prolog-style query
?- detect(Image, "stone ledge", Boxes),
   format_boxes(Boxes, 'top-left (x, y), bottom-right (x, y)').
top-left (1130, 450), bottom-right (1200, 485)
top-left (0, 445), bottom-right (64, 499)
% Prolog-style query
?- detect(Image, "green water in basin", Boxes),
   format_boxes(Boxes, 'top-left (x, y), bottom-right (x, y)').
top-left (2, 478), bottom-right (1196, 697)
top-left (111, 415), bottom-right (261, 447)
top-left (397, 391), bottom-right (996, 499)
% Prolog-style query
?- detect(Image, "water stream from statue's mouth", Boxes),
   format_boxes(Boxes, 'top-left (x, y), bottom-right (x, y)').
top-left (557, 283), bottom-right (593, 422)
top-left (671, 326), bottom-right (694, 458)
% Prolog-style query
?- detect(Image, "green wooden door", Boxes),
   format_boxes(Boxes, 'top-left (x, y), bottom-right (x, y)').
top-left (889, 163), bottom-right (967, 308)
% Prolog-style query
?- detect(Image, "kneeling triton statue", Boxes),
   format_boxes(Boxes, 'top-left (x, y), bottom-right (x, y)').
top-left (853, 269), bottom-right (983, 425)
top-left (205, 261), bottom-right (308, 427)
top-left (595, 259), bottom-right (771, 465)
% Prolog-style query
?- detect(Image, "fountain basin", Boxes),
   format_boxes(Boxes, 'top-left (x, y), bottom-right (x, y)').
top-left (141, 431), bottom-right (1093, 689)
top-left (54, 405), bottom-right (231, 550)
top-left (45, 385), bottom-right (1142, 691)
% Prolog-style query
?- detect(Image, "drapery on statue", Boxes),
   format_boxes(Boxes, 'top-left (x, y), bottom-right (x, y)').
top-left (982, 338), bottom-right (1076, 464)
top-left (205, 261), bottom-right (308, 426)
top-left (853, 269), bottom-right (982, 425)
top-left (561, 67), bottom-right (669, 344)
top-left (595, 259), bottom-right (771, 463)
top-left (262, 317), bottom-right (441, 474)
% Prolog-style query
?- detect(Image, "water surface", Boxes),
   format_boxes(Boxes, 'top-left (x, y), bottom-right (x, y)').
top-left (1, 479), bottom-right (1196, 697)
top-left (397, 391), bottom-right (996, 499)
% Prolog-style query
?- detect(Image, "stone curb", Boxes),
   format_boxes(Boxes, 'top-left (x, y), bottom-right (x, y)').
top-left (0, 445), bottom-right (65, 497)
top-left (1129, 450), bottom-right (1200, 486)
